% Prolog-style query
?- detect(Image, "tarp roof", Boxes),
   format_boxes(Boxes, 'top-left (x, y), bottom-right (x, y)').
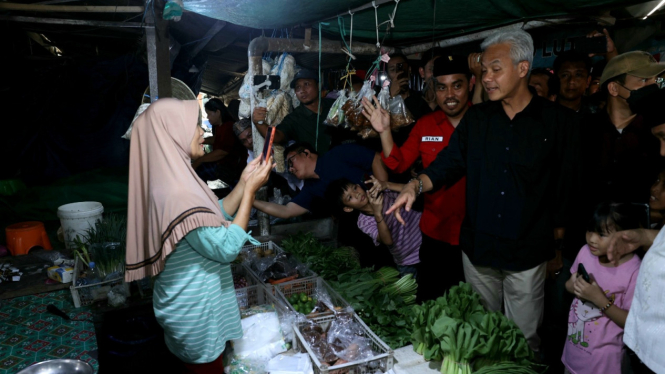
top-left (184, 0), bottom-right (654, 46)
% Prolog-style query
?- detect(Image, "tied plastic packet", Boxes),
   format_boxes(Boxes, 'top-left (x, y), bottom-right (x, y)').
top-left (324, 90), bottom-right (348, 127)
top-left (341, 91), bottom-right (357, 129)
top-left (344, 81), bottom-right (373, 131)
top-left (388, 95), bottom-right (415, 131)
top-left (326, 307), bottom-right (374, 362)
top-left (299, 322), bottom-right (337, 364)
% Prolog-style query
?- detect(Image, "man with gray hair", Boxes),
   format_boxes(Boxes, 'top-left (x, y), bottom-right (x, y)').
top-left (384, 29), bottom-right (580, 352)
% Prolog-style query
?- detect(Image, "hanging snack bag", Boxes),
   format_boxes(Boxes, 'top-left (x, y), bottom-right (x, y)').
top-left (389, 95), bottom-right (415, 131)
top-left (324, 90), bottom-right (348, 127)
top-left (342, 90), bottom-right (358, 130)
top-left (353, 81), bottom-right (374, 130)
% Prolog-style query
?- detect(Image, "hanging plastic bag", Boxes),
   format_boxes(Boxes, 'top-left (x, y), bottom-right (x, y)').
top-left (377, 84), bottom-right (391, 111)
top-left (353, 81), bottom-right (374, 130)
top-left (342, 91), bottom-right (358, 129)
top-left (324, 90), bottom-right (348, 127)
top-left (388, 95), bottom-right (415, 131)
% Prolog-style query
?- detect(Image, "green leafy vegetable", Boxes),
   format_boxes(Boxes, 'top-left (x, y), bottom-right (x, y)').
top-left (281, 233), bottom-right (360, 279)
top-left (329, 267), bottom-right (417, 349)
top-left (409, 283), bottom-right (536, 374)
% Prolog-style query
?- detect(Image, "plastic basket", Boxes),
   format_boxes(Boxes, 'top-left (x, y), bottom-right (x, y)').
top-left (241, 241), bottom-right (317, 287)
top-left (293, 313), bottom-right (394, 374)
top-left (235, 284), bottom-right (289, 317)
top-left (274, 277), bottom-right (350, 318)
top-left (70, 257), bottom-right (129, 308)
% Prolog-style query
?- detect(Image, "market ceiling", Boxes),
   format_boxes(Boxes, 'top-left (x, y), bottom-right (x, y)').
top-left (185, 0), bottom-right (657, 46)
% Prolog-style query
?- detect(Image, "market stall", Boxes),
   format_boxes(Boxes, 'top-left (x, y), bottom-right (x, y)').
top-left (2, 0), bottom-right (665, 373)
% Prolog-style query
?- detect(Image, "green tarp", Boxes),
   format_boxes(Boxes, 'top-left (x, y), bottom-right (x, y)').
top-left (184, 0), bottom-right (652, 46)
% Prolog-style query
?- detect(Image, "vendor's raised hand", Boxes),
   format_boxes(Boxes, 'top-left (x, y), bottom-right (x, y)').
top-left (385, 182), bottom-right (417, 225)
top-left (361, 95), bottom-right (390, 133)
top-left (240, 156), bottom-right (262, 184)
top-left (586, 28), bottom-right (617, 59)
top-left (468, 53), bottom-right (483, 78)
top-left (252, 106), bottom-right (267, 125)
top-left (245, 157), bottom-right (274, 193)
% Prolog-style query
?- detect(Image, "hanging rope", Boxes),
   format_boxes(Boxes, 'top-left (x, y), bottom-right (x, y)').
top-left (315, 23), bottom-right (322, 152)
top-left (372, 1), bottom-right (380, 49)
top-left (378, 0), bottom-right (401, 28)
top-left (340, 69), bottom-right (356, 90)
top-left (389, 0), bottom-right (400, 28)
top-left (349, 10), bottom-right (354, 50)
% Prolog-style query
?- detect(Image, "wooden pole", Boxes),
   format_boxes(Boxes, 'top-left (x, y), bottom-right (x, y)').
top-left (145, 0), bottom-right (171, 102)
top-left (0, 3), bottom-right (144, 12)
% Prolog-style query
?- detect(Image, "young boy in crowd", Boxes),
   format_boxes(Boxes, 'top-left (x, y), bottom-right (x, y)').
top-left (325, 177), bottom-right (421, 280)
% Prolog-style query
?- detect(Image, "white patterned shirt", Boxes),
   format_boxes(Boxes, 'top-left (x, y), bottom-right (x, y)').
top-left (624, 227), bottom-right (665, 373)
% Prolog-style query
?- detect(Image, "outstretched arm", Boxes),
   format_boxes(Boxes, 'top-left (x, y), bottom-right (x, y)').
top-left (253, 201), bottom-right (308, 219)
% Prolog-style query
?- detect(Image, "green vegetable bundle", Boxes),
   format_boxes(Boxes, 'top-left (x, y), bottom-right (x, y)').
top-left (410, 283), bottom-right (535, 374)
top-left (329, 267), bottom-right (417, 349)
top-left (281, 233), bottom-right (360, 279)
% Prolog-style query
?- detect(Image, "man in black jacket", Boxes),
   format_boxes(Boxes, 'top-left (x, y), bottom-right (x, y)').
top-left (385, 29), bottom-right (580, 352)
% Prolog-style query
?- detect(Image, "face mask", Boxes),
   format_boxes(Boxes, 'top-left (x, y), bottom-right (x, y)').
top-left (624, 83), bottom-right (662, 113)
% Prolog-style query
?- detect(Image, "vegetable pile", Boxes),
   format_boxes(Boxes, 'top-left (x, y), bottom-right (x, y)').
top-left (287, 292), bottom-right (320, 315)
top-left (281, 233), bottom-right (360, 280)
top-left (411, 283), bottom-right (537, 374)
top-left (329, 267), bottom-right (417, 349)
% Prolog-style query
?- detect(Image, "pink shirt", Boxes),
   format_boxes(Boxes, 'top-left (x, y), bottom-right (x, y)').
top-left (562, 245), bottom-right (641, 374)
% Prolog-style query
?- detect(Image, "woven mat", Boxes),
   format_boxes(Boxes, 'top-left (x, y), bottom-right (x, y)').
top-left (0, 289), bottom-right (98, 373)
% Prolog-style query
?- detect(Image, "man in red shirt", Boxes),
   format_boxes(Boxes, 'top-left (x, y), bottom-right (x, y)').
top-left (362, 56), bottom-right (471, 301)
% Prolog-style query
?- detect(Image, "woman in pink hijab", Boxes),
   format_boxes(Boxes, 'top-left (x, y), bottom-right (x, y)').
top-left (124, 98), bottom-right (271, 373)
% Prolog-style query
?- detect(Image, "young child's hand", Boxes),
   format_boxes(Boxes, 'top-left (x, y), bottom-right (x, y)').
top-left (367, 176), bottom-right (387, 196)
top-left (573, 275), bottom-right (606, 307)
top-left (368, 189), bottom-right (384, 211)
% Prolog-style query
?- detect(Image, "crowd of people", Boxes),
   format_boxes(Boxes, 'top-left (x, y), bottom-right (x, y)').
top-left (126, 25), bottom-right (665, 374)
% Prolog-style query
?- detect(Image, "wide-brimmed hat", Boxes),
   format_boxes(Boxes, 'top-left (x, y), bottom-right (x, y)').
top-left (600, 51), bottom-right (665, 87)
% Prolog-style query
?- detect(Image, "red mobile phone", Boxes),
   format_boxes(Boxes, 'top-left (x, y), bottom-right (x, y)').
top-left (262, 126), bottom-right (275, 163)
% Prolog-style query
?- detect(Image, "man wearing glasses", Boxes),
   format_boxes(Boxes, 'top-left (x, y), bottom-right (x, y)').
top-left (253, 142), bottom-right (387, 219)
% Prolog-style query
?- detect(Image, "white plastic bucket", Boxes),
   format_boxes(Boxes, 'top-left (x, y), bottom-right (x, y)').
top-left (57, 202), bottom-right (104, 250)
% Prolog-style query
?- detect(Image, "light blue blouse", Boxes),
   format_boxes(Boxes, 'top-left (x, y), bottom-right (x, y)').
top-left (153, 199), bottom-right (259, 363)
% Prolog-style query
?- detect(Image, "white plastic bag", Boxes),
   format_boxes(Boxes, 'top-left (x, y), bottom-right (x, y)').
top-left (232, 311), bottom-right (287, 361)
top-left (267, 353), bottom-right (313, 374)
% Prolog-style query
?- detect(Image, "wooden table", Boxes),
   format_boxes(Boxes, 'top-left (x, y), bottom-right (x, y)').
top-left (0, 251), bottom-right (70, 300)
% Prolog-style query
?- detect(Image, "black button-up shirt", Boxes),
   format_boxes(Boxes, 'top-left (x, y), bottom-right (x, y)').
top-left (422, 94), bottom-right (580, 271)
top-left (581, 112), bottom-right (660, 207)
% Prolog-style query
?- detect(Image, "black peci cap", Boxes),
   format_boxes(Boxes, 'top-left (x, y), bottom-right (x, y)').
top-left (432, 55), bottom-right (470, 78)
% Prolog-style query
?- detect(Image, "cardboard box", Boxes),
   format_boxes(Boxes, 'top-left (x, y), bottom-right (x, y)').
top-left (47, 265), bottom-right (74, 283)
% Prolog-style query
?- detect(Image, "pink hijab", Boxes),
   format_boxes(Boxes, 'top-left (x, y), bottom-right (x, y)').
top-left (125, 98), bottom-right (229, 282)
